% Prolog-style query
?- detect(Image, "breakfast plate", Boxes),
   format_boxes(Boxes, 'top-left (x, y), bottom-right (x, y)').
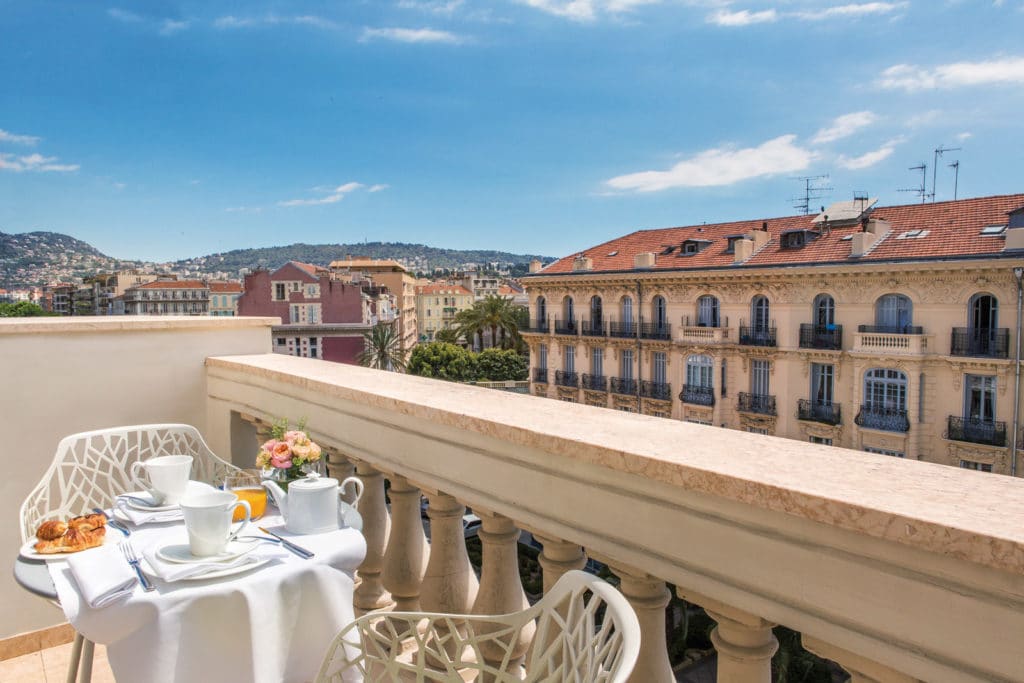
top-left (19, 532), bottom-right (120, 561)
top-left (120, 492), bottom-right (180, 513)
top-left (141, 556), bottom-right (272, 582)
top-left (155, 541), bottom-right (256, 565)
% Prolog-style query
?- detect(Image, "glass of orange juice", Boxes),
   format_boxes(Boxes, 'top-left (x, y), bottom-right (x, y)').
top-left (224, 470), bottom-right (267, 521)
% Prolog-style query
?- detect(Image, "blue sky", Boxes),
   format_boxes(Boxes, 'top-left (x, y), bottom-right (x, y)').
top-left (1, 1), bottom-right (1022, 262)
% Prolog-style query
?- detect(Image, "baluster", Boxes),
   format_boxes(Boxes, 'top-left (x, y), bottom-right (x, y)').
top-left (471, 511), bottom-right (534, 679)
top-left (380, 475), bottom-right (429, 612)
top-left (353, 463), bottom-right (392, 611)
top-left (533, 534), bottom-right (586, 669)
top-left (608, 563), bottom-right (674, 683)
top-left (680, 590), bottom-right (777, 683)
top-left (802, 636), bottom-right (920, 683)
top-left (324, 447), bottom-right (355, 487)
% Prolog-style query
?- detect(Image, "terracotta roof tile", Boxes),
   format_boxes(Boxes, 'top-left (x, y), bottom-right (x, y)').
top-left (208, 281), bottom-right (242, 293)
top-left (137, 280), bottom-right (207, 289)
top-left (416, 284), bottom-right (473, 295)
top-left (329, 258), bottom-right (407, 272)
top-left (291, 261), bottom-right (328, 276)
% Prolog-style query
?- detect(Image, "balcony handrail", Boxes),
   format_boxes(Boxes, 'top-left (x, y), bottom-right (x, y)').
top-left (680, 384), bottom-right (715, 406)
top-left (946, 415), bottom-right (1007, 447)
top-left (608, 320), bottom-right (636, 338)
top-left (581, 319), bottom-right (606, 337)
top-left (798, 323), bottom-right (843, 350)
top-left (609, 376), bottom-right (637, 395)
top-left (640, 379), bottom-right (671, 401)
top-left (554, 370), bottom-right (579, 387)
top-left (553, 318), bottom-right (577, 335)
top-left (857, 324), bottom-right (924, 335)
top-left (854, 404), bottom-right (910, 432)
top-left (639, 322), bottom-right (671, 341)
top-left (532, 367), bottom-right (548, 383)
top-left (797, 398), bottom-right (841, 425)
top-left (738, 325), bottom-right (777, 347)
top-left (737, 391), bottom-right (776, 415)
top-left (950, 327), bottom-right (1010, 359)
top-left (580, 373), bottom-right (608, 391)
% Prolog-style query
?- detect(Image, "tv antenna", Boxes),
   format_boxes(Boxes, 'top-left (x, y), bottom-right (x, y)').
top-left (948, 160), bottom-right (960, 201)
top-left (791, 174), bottom-right (832, 215)
top-left (898, 163), bottom-right (927, 203)
top-left (930, 145), bottom-right (961, 201)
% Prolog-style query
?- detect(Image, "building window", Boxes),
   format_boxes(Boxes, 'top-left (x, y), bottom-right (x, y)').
top-left (652, 351), bottom-right (667, 384)
top-left (747, 427), bottom-right (769, 435)
top-left (964, 374), bottom-right (997, 423)
top-left (275, 283), bottom-right (286, 300)
top-left (538, 344), bottom-right (548, 369)
top-left (960, 460), bottom-right (993, 472)
top-left (813, 294), bottom-right (835, 327)
top-left (564, 345), bottom-right (575, 373)
top-left (621, 296), bottom-right (633, 330)
top-left (751, 359), bottom-right (770, 395)
top-left (811, 363), bottom-right (834, 404)
top-left (810, 436), bottom-right (833, 446)
top-left (864, 446), bottom-right (904, 458)
top-left (686, 417), bottom-right (712, 426)
top-left (290, 305), bottom-right (302, 324)
top-left (590, 296), bottom-right (603, 328)
top-left (536, 297), bottom-right (547, 324)
top-left (591, 347), bottom-right (603, 376)
top-left (621, 349), bottom-right (634, 380)
top-left (968, 293), bottom-right (999, 330)
top-left (308, 305), bottom-right (318, 324)
top-left (652, 296), bottom-right (667, 330)
top-left (686, 354), bottom-right (713, 388)
top-left (751, 295), bottom-right (770, 331)
top-left (309, 337), bottom-right (318, 359)
top-left (563, 296), bottom-right (575, 325)
top-left (697, 295), bottom-right (719, 327)
top-left (864, 368), bottom-right (907, 412)
top-left (875, 294), bottom-right (913, 332)
top-left (276, 338), bottom-right (286, 346)
top-left (720, 358), bottom-right (727, 397)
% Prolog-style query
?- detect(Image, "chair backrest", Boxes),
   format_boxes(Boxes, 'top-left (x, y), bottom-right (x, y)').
top-left (315, 569), bottom-right (640, 683)
top-left (20, 424), bottom-right (241, 541)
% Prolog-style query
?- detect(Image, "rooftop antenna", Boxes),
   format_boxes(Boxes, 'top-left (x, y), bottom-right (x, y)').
top-left (948, 160), bottom-right (960, 201)
top-left (790, 174), bottom-right (832, 215)
top-left (930, 145), bottom-right (961, 201)
top-left (898, 163), bottom-right (927, 203)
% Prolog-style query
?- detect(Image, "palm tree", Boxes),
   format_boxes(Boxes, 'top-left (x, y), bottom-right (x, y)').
top-left (357, 322), bottom-right (407, 372)
top-left (457, 295), bottom-right (521, 351)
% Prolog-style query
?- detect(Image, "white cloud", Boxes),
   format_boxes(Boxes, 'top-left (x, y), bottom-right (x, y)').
top-left (518, 0), bottom-right (662, 22)
top-left (159, 19), bottom-right (190, 35)
top-left (956, 131), bottom-right (973, 141)
top-left (278, 182), bottom-right (369, 207)
top-left (359, 26), bottom-right (465, 43)
top-left (368, 184), bottom-right (390, 192)
top-left (225, 206), bottom-right (263, 214)
top-left (214, 15), bottom-right (339, 30)
top-left (878, 56), bottom-right (1024, 91)
top-left (836, 138), bottom-right (903, 170)
top-left (0, 152), bottom-right (79, 173)
top-left (812, 111), bottom-right (878, 144)
top-left (0, 129), bottom-right (40, 145)
top-left (707, 9), bottom-right (777, 26)
top-left (398, 0), bottom-right (465, 14)
top-left (793, 2), bottom-right (906, 21)
top-left (107, 8), bottom-right (143, 23)
top-left (605, 135), bottom-right (814, 192)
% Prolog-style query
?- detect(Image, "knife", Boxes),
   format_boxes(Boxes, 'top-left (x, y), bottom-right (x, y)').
top-left (257, 527), bottom-right (314, 559)
top-left (93, 508), bottom-right (131, 537)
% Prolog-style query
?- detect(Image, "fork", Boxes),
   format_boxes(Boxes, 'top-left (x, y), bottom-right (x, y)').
top-left (120, 541), bottom-right (155, 592)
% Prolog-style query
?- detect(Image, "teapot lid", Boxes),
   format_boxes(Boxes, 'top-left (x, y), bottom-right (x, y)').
top-left (289, 472), bottom-right (337, 491)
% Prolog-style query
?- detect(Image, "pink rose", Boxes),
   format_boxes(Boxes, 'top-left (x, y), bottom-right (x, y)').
top-left (284, 431), bottom-right (305, 444)
top-left (270, 455), bottom-right (293, 469)
top-left (262, 439), bottom-right (279, 453)
top-left (291, 444), bottom-right (312, 460)
top-left (272, 441), bottom-right (291, 457)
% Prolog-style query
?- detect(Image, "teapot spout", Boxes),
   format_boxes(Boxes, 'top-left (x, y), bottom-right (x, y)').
top-left (261, 480), bottom-right (288, 518)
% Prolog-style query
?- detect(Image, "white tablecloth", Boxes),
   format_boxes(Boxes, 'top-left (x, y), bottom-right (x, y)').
top-left (49, 512), bottom-right (366, 683)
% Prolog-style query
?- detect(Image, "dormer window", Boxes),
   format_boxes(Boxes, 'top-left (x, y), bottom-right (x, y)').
top-left (724, 235), bottom-right (744, 253)
top-left (780, 229), bottom-right (817, 249)
top-left (980, 224), bottom-right (1007, 236)
top-left (679, 239), bottom-right (711, 256)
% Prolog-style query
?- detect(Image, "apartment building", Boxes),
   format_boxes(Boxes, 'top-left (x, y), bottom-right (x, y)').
top-left (237, 261), bottom-right (397, 364)
top-left (41, 283), bottom-right (75, 315)
top-left (461, 271), bottom-right (500, 300)
top-left (415, 283), bottom-right (474, 341)
top-left (75, 271), bottom-right (161, 315)
top-left (123, 279), bottom-right (210, 315)
top-left (208, 281), bottom-right (243, 316)
top-left (329, 258), bottom-right (418, 356)
top-left (522, 193), bottom-right (1024, 476)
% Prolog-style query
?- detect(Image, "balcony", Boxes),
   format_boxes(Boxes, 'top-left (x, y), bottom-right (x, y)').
top-left (4, 317), bottom-right (1024, 683)
top-left (798, 324), bottom-right (843, 350)
top-left (581, 319), bottom-right (605, 337)
top-left (580, 373), bottom-right (607, 391)
top-left (609, 376), bottom-right (637, 395)
top-left (950, 328), bottom-right (1010, 359)
top-left (679, 325), bottom-right (731, 344)
top-left (525, 318), bottom-right (550, 334)
top-left (639, 322), bottom-right (671, 341)
top-left (946, 416), bottom-right (1007, 447)
top-left (532, 367), bottom-right (548, 384)
top-left (553, 318), bottom-right (577, 336)
top-left (640, 380), bottom-right (671, 401)
top-left (737, 392), bottom-right (776, 415)
top-left (798, 399), bottom-right (841, 426)
top-left (858, 324), bottom-right (924, 335)
top-left (855, 404), bottom-right (910, 433)
top-left (738, 326), bottom-right (776, 347)
top-left (608, 320), bottom-right (635, 339)
top-left (853, 331), bottom-right (932, 355)
top-left (680, 384), bottom-right (714, 406)
top-left (554, 370), bottom-right (579, 388)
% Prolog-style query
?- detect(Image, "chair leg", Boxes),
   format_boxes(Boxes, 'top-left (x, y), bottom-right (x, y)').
top-left (65, 632), bottom-right (84, 683)
top-left (78, 638), bottom-right (95, 683)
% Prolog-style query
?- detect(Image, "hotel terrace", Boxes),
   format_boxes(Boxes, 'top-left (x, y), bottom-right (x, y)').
top-left (522, 193), bottom-right (1024, 477)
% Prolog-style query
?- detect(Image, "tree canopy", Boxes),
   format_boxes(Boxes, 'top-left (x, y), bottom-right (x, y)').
top-left (476, 348), bottom-right (528, 382)
top-left (357, 322), bottom-right (408, 372)
top-left (407, 342), bottom-right (478, 382)
top-left (0, 301), bottom-right (54, 317)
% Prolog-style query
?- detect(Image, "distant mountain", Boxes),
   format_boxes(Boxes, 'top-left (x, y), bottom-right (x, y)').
top-left (0, 231), bottom-right (554, 289)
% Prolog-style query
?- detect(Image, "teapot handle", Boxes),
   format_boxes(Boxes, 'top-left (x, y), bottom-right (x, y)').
top-left (339, 476), bottom-right (364, 506)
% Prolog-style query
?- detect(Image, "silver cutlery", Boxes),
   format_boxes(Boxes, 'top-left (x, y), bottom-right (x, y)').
top-left (120, 541), bottom-right (155, 592)
top-left (256, 527), bottom-right (314, 559)
top-left (120, 495), bottom-right (161, 508)
top-left (93, 508), bottom-right (130, 537)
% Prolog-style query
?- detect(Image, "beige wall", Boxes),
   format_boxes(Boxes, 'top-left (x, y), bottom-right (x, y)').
top-left (524, 259), bottom-right (1024, 474)
top-left (0, 316), bottom-right (275, 639)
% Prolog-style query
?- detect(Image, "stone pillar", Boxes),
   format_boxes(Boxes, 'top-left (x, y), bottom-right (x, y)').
top-left (802, 636), bottom-right (920, 683)
top-left (679, 590), bottom-right (777, 683)
top-left (534, 534), bottom-right (586, 593)
top-left (471, 512), bottom-right (534, 679)
top-left (381, 476), bottom-right (429, 612)
top-left (353, 463), bottom-right (392, 611)
top-left (608, 564), bottom-right (674, 683)
top-left (325, 448), bottom-right (355, 489)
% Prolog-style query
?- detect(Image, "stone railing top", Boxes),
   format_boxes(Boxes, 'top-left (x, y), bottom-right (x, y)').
top-left (207, 353), bottom-right (1024, 575)
top-left (0, 315), bottom-right (278, 336)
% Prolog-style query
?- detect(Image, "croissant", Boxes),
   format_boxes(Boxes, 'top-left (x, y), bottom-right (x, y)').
top-left (35, 520), bottom-right (68, 541)
top-left (68, 513), bottom-right (107, 532)
top-left (34, 526), bottom-right (106, 554)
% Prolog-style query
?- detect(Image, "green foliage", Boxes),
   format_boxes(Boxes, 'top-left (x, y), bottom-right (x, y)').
top-left (476, 348), bottom-right (528, 382)
top-left (357, 323), bottom-right (408, 372)
top-left (0, 301), bottom-right (55, 317)
top-left (433, 326), bottom-right (464, 345)
top-left (456, 295), bottom-right (523, 350)
top-left (772, 627), bottom-right (834, 683)
top-left (407, 342), bottom-right (479, 382)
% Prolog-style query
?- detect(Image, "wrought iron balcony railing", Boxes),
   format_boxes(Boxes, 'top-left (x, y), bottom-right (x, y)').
top-left (738, 392), bottom-right (776, 416)
top-left (640, 380), bottom-right (672, 401)
top-left (580, 373), bottom-right (608, 391)
top-left (609, 377), bottom-right (637, 396)
top-left (553, 319), bottom-right (577, 336)
top-left (946, 416), bottom-right (1007, 447)
top-left (854, 404), bottom-right (910, 433)
top-left (680, 384), bottom-right (714, 406)
top-left (797, 399), bottom-right (841, 426)
top-left (581, 319), bottom-right (606, 337)
top-left (798, 324), bottom-right (843, 350)
top-left (554, 370), bottom-right (579, 388)
top-left (857, 324), bottom-right (924, 335)
top-left (526, 319), bottom-right (549, 334)
top-left (532, 368), bottom-right (548, 384)
top-left (950, 328), bottom-right (1009, 359)
top-left (639, 322), bottom-right (671, 341)
top-left (608, 321), bottom-right (636, 338)
top-left (738, 326), bottom-right (777, 347)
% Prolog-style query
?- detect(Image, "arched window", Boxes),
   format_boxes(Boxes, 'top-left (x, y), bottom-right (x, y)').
top-left (590, 295), bottom-right (603, 326)
top-left (686, 354), bottom-right (713, 387)
top-left (563, 296), bottom-right (575, 324)
top-left (963, 293), bottom-right (1001, 355)
top-left (860, 368), bottom-right (909, 432)
top-left (969, 293), bottom-right (998, 330)
top-left (813, 294), bottom-right (835, 328)
top-left (875, 294), bottom-right (913, 333)
top-left (652, 295), bottom-right (667, 330)
top-left (751, 295), bottom-right (770, 330)
top-left (621, 296), bottom-right (633, 332)
top-left (697, 295), bottom-right (719, 327)
top-left (536, 296), bottom-right (547, 324)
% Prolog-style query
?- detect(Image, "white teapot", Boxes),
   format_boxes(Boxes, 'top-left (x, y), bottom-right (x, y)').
top-left (262, 473), bottom-right (364, 535)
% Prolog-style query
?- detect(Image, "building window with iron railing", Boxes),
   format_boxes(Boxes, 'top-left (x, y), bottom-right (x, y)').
top-left (947, 375), bottom-right (1005, 446)
top-left (863, 293), bottom-right (919, 334)
top-left (697, 295), bottom-right (719, 327)
top-left (856, 368), bottom-right (910, 432)
top-left (682, 354), bottom-right (714, 406)
top-left (960, 460), bottom-right (993, 472)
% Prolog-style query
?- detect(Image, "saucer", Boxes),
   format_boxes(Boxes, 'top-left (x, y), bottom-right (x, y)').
top-left (121, 491), bottom-right (179, 513)
top-left (156, 541), bottom-right (256, 564)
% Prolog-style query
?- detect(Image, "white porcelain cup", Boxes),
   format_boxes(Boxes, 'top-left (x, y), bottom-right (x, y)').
top-left (180, 491), bottom-right (252, 557)
top-left (129, 455), bottom-right (193, 505)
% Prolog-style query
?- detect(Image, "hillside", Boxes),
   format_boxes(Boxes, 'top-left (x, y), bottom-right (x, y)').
top-left (0, 231), bottom-right (131, 288)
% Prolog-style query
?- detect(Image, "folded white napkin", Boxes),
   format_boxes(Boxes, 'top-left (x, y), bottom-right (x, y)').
top-left (115, 498), bottom-right (184, 525)
top-left (141, 543), bottom-right (288, 583)
top-left (67, 544), bottom-right (138, 608)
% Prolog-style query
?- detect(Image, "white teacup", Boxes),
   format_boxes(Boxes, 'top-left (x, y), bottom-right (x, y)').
top-left (180, 491), bottom-right (252, 557)
top-left (129, 455), bottom-right (193, 505)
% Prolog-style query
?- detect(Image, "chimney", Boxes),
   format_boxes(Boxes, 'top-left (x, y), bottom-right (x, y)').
top-left (750, 229), bottom-right (770, 249)
top-left (572, 255), bottom-right (593, 271)
top-left (733, 239), bottom-right (754, 263)
top-left (850, 232), bottom-right (880, 257)
top-left (528, 258), bottom-right (542, 273)
top-left (634, 252), bottom-right (656, 269)
top-left (863, 218), bottom-right (891, 234)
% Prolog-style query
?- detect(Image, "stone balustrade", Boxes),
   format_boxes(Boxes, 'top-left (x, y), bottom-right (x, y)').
top-left (204, 353), bottom-right (1024, 682)
top-left (852, 332), bottom-right (933, 355)
top-left (679, 325), bottom-right (731, 344)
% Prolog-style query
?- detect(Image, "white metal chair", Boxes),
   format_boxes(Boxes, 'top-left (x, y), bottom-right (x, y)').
top-left (314, 569), bottom-right (641, 683)
top-left (19, 424), bottom-right (241, 683)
